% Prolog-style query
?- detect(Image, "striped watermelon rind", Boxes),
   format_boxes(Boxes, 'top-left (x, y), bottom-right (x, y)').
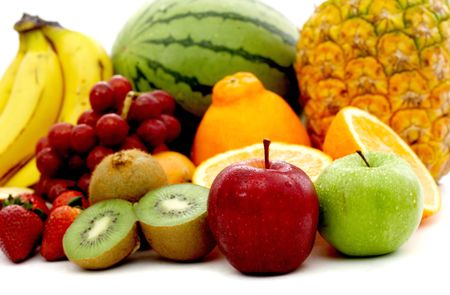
top-left (112, 0), bottom-right (299, 116)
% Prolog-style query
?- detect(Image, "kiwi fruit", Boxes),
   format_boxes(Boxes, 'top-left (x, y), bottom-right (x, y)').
top-left (89, 149), bottom-right (168, 204)
top-left (63, 199), bottom-right (140, 270)
top-left (134, 183), bottom-right (216, 261)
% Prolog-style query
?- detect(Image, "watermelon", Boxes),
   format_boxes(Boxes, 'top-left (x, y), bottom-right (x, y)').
top-left (112, 0), bottom-right (299, 116)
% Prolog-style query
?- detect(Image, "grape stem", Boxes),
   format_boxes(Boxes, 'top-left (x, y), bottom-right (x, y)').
top-left (120, 91), bottom-right (138, 120)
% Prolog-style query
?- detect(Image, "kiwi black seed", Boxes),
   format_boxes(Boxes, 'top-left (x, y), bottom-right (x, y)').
top-left (63, 199), bottom-right (139, 270)
top-left (89, 149), bottom-right (168, 204)
top-left (134, 183), bottom-right (216, 261)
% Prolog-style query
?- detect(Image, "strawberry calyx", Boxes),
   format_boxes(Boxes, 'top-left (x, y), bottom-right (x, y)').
top-left (2, 195), bottom-right (31, 208)
top-left (67, 195), bottom-right (83, 208)
top-left (31, 208), bottom-right (47, 221)
top-left (1, 195), bottom-right (47, 221)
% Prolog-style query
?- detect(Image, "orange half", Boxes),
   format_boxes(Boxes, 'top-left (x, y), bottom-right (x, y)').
top-left (192, 142), bottom-right (332, 188)
top-left (323, 107), bottom-right (441, 219)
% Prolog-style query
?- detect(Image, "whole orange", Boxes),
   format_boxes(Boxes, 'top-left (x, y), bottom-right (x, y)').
top-left (153, 151), bottom-right (196, 184)
top-left (191, 72), bottom-right (310, 165)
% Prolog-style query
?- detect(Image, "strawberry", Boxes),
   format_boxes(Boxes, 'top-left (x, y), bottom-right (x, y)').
top-left (18, 193), bottom-right (50, 219)
top-left (2, 194), bottom-right (49, 220)
top-left (0, 199), bottom-right (44, 263)
top-left (51, 190), bottom-right (88, 212)
top-left (46, 179), bottom-right (77, 202)
top-left (40, 205), bottom-right (81, 261)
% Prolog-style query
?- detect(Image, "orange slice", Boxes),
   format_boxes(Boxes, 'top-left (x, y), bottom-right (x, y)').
top-left (192, 142), bottom-right (332, 188)
top-left (323, 107), bottom-right (441, 219)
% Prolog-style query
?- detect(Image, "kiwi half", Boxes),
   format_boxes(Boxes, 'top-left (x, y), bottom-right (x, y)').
top-left (134, 183), bottom-right (216, 261)
top-left (63, 199), bottom-right (139, 270)
top-left (89, 149), bottom-right (168, 204)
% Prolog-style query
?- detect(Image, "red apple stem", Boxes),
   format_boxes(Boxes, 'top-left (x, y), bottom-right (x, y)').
top-left (263, 139), bottom-right (271, 169)
top-left (356, 150), bottom-right (370, 167)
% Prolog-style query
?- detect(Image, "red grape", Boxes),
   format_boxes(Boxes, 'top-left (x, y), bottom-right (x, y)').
top-left (152, 144), bottom-right (169, 154)
top-left (68, 154), bottom-right (85, 174)
top-left (128, 93), bottom-right (162, 122)
top-left (36, 175), bottom-right (51, 196)
top-left (151, 90), bottom-right (176, 114)
top-left (86, 146), bottom-right (114, 171)
top-left (136, 118), bottom-right (166, 147)
top-left (160, 114), bottom-right (181, 142)
top-left (89, 81), bottom-right (114, 113)
top-left (36, 136), bottom-right (50, 155)
top-left (109, 75), bottom-right (132, 112)
top-left (120, 135), bottom-right (148, 152)
top-left (77, 173), bottom-right (91, 194)
top-left (71, 124), bottom-right (97, 153)
top-left (96, 113), bottom-right (129, 146)
top-left (48, 122), bottom-right (73, 154)
top-left (77, 110), bottom-right (101, 128)
top-left (36, 147), bottom-right (63, 177)
top-left (47, 179), bottom-right (76, 202)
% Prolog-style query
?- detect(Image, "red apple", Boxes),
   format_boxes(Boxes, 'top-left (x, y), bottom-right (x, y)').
top-left (208, 140), bottom-right (319, 274)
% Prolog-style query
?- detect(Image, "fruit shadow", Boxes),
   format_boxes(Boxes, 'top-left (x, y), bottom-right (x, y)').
top-left (127, 245), bottom-right (223, 266)
top-left (226, 265), bottom-right (311, 278)
top-left (58, 246), bottom-right (222, 274)
top-left (419, 213), bottom-right (441, 228)
top-left (311, 233), bottom-right (401, 262)
top-left (61, 255), bottom-right (141, 273)
top-left (311, 234), bottom-right (341, 259)
top-left (420, 179), bottom-right (446, 228)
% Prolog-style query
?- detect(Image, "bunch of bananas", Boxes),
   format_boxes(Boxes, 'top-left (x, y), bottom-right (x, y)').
top-left (0, 14), bottom-right (112, 188)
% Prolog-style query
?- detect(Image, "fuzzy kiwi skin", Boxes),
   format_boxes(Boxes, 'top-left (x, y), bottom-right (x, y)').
top-left (89, 149), bottom-right (168, 204)
top-left (66, 223), bottom-right (140, 270)
top-left (139, 212), bottom-right (216, 261)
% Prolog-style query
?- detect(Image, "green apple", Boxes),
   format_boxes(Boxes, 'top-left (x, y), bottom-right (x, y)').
top-left (315, 151), bottom-right (423, 256)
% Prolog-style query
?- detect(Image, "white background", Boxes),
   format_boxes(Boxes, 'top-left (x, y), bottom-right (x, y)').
top-left (0, 1), bottom-right (449, 294)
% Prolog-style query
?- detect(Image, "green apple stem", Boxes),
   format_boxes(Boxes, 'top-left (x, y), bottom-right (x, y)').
top-left (356, 150), bottom-right (370, 167)
top-left (263, 139), bottom-right (271, 169)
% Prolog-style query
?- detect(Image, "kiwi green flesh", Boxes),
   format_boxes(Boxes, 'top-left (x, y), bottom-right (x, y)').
top-left (135, 184), bottom-right (209, 227)
top-left (63, 199), bottom-right (136, 261)
top-left (71, 224), bottom-right (140, 270)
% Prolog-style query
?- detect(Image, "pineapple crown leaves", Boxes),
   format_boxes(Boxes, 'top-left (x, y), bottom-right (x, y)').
top-left (1, 195), bottom-right (47, 221)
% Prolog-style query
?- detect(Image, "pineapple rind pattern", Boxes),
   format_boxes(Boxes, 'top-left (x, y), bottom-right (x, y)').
top-left (296, 0), bottom-right (450, 179)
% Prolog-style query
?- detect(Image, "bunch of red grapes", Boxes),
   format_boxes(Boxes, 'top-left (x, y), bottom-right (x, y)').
top-left (35, 75), bottom-right (181, 201)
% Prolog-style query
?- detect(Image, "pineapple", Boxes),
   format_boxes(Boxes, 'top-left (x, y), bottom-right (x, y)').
top-left (296, 0), bottom-right (450, 180)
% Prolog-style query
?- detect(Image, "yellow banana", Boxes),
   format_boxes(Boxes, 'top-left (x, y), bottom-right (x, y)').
top-left (1, 23), bottom-right (112, 188)
top-left (42, 24), bottom-right (113, 124)
top-left (0, 33), bottom-right (27, 115)
top-left (0, 29), bottom-right (63, 183)
top-left (3, 158), bottom-right (39, 188)
top-left (88, 34), bottom-right (113, 82)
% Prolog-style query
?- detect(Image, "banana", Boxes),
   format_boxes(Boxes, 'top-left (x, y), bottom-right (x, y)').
top-left (0, 29), bottom-right (63, 183)
top-left (0, 17), bottom-right (113, 187)
top-left (42, 24), bottom-right (113, 124)
top-left (0, 22), bottom-right (112, 187)
top-left (3, 158), bottom-right (40, 188)
top-left (0, 33), bottom-right (27, 115)
top-left (88, 34), bottom-right (114, 82)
